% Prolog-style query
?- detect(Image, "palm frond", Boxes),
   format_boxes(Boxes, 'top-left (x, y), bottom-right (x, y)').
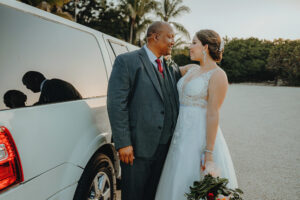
top-left (171, 21), bottom-right (190, 39)
top-left (163, 0), bottom-right (171, 20)
top-left (156, 11), bottom-right (165, 20)
top-left (171, 5), bottom-right (190, 18)
top-left (143, 0), bottom-right (158, 13)
top-left (173, 37), bottom-right (188, 48)
top-left (169, 0), bottom-right (183, 17)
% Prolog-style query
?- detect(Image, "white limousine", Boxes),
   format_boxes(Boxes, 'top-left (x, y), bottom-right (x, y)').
top-left (0, 0), bottom-right (138, 199)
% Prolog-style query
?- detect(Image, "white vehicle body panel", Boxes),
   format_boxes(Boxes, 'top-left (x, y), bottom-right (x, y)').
top-left (0, 0), bottom-right (138, 198)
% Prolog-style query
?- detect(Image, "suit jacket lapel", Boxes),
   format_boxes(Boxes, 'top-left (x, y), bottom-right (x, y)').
top-left (138, 48), bottom-right (164, 102)
top-left (164, 59), bottom-right (176, 88)
top-left (164, 59), bottom-right (180, 106)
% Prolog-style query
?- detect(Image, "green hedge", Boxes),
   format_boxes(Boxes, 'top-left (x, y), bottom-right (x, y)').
top-left (172, 38), bottom-right (300, 86)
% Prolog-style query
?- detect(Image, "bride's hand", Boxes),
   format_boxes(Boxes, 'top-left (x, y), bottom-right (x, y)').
top-left (201, 153), bottom-right (221, 177)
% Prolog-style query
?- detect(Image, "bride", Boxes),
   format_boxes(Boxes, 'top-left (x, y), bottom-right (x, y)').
top-left (155, 29), bottom-right (238, 200)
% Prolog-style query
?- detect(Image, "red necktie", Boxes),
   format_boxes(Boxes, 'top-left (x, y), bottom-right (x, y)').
top-left (155, 58), bottom-right (164, 78)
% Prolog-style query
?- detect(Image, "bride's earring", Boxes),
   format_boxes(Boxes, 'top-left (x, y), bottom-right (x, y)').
top-left (202, 50), bottom-right (206, 65)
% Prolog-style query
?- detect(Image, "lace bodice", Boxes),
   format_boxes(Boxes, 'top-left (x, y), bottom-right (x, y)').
top-left (177, 66), bottom-right (218, 108)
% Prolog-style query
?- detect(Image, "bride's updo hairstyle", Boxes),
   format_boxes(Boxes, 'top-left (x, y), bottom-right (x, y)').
top-left (196, 29), bottom-right (224, 62)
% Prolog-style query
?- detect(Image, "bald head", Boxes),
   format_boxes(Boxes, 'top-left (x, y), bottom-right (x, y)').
top-left (145, 21), bottom-right (175, 57)
top-left (146, 21), bottom-right (172, 41)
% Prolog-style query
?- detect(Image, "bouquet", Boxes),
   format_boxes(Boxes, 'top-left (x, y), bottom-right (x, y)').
top-left (185, 161), bottom-right (243, 200)
top-left (185, 174), bottom-right (243, 200)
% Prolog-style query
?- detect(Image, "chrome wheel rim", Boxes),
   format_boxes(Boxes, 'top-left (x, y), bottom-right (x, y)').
top-left (88, 171), bottom-right (111, 200)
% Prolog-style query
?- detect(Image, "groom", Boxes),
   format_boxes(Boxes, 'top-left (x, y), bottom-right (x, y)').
top-left (107, 21), bottom-right (181, 200)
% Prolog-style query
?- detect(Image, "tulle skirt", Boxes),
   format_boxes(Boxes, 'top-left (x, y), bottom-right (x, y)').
top-left (155, 105), bottom-right (238, 200)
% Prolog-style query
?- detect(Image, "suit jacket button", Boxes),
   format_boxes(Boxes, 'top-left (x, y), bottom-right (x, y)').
top-left (161, 111), bottom-right (164, 114)
top-left (158, 126), bottom-right (162, 130)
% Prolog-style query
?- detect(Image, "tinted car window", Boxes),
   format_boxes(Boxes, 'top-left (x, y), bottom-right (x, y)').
top-left (0, 4), bottom-right (108, 110)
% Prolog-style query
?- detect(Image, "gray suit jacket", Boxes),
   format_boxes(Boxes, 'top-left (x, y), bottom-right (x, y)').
top-left (107, 47), bottom-right (181, 158)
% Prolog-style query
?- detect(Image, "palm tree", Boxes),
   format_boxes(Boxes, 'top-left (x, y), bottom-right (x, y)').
top-left (156, 0), bottom-right (190, 39)
top-left (119, 0), bottom-right (158, 44)
top-left (173, 37), bottom-right (188, 49)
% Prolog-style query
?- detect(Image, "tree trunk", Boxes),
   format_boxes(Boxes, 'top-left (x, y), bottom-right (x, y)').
top-left (129, 18), bottom-right (135, 44)
top-left (274, 76), bottom-right (278, 86)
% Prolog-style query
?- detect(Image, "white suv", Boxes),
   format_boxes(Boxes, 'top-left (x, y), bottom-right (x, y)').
top-left (0, 0), bottom-right (137, 199)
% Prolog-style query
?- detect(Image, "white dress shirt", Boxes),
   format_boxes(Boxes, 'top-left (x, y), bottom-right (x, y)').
top-left (143, 45), bottom-right (164, 69)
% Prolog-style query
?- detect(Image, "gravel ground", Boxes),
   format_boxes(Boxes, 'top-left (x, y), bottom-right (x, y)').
top-left (116, 84), bottom-right (300, 200)
top-left (220, 84), bottom-right (300, 200)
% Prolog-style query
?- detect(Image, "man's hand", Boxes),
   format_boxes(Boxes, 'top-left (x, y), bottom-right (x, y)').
top-left (118, 145), bottom-right (135, 165)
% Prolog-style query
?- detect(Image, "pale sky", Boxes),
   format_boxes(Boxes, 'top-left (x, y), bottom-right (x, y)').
top-left (173, 0), bottom-right (300, 41)
top-left (109, 0), bottom-right (300, 41)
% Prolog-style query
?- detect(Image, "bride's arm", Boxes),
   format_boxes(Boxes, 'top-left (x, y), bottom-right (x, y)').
top-left (205, 69), bottom-right (228, 163)
top-left (179, 64), bottom-right (199, 76)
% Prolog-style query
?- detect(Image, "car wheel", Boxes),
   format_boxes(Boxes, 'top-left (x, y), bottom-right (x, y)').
top-left (74, 154), bottom-right (116, 200)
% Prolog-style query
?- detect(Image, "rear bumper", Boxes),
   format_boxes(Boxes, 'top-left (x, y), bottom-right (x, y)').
top-left (0, 163), bottom-right (83, 200)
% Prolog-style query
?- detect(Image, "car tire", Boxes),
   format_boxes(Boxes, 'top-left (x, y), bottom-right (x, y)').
top-left (74, 153), bottom-right (116, 200)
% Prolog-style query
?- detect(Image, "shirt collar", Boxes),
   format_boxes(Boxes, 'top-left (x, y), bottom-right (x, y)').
top-left (40, 79), bottom-right (47, 91)
top-left (143, 45), bottom-right (164, 68)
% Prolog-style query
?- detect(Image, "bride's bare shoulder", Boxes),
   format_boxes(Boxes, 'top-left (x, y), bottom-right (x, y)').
top-left (215, 67), bottom-right (227, 77)
top-left (179, 64), bottom-right (199, 76)
top-left (210, 67), bottom-right (228, 85)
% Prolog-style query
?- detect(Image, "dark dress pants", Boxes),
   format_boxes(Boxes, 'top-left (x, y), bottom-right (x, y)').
top-left (120, 142), bottom-right (170, 200)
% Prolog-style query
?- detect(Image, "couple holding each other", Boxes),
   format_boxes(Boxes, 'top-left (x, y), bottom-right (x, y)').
top-left (107, 21), bottom-right (238, 200)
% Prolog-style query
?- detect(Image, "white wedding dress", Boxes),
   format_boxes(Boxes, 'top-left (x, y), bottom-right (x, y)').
top-left (155, 66), bottom-right (238, 200)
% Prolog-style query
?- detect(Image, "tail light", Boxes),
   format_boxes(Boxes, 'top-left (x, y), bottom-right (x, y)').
top-left (0, 126), bottom-right (23, 191)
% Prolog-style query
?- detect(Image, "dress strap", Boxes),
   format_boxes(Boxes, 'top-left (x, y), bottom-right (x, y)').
top-left (207, 67), bottom-right (218, 77)
top-left (188, 65), bottom-right (200, 72)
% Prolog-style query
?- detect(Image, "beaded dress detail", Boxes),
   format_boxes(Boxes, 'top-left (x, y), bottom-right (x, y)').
top-left (179, 65), bottom-right (218, 108)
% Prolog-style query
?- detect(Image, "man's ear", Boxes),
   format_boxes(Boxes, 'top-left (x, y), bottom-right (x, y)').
top-left (203, 44), bottom-right (208, 51)
top-left (154, 33), bottom-right (160, 41)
